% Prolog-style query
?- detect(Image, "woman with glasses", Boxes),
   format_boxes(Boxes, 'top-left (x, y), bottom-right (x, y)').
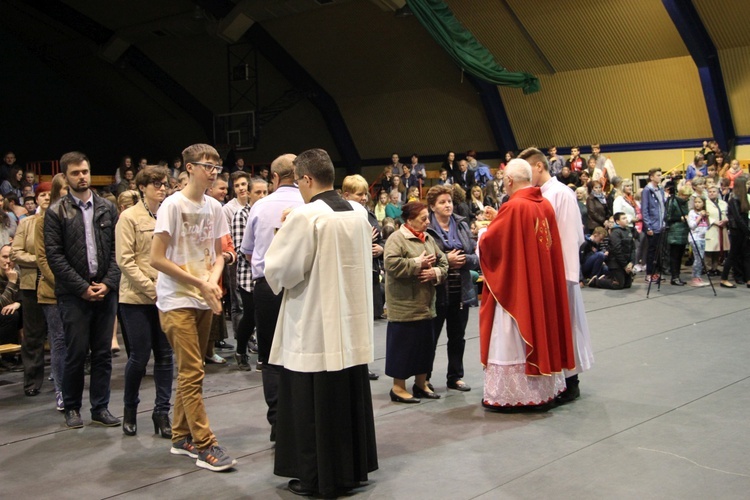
top-left (116, 166), bottom-right (174, 437)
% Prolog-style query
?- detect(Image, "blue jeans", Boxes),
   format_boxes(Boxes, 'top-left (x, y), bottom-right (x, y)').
top-left (583, 252), bottom-right (608, 279)
top-left (58, 292), bottom-right (117, 413)
top-left (691, 239), bottom-right (705, 278)
top-left (42, 305), bottom-right (66, 394)
top-left (119, 303), bottom-right (174, 413)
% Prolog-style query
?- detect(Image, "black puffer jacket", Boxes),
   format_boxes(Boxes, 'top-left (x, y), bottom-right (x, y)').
top-left (44, 192), bottom-right (121, 297)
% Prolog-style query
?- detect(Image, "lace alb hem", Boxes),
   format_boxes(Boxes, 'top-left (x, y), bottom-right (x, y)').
top-left (483, 362), bottom-right (566, 407)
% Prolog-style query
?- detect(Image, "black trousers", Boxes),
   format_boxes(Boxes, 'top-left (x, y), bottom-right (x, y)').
top-left (236, 287), bottom-right (256, 355)
top-left (372, 271), bottom-right (383, 319)
top-left (58, 292), bottom-right (117, 413)
top-left (670, 243), bottom-right (687, 280)
top-left (0, 309), bottom-right (21, 345)
top-left (254, 278), bottom-right (282, 427)
top-left (595, 267), bottom-right (633, 290)
top-left (722, 231), bottom-right (750, 282)
top-left (646, 232), bottom-right (662, 275)
top-left (431, 301), bottom-right (470, 384)
top-left (21, 289), bottom-right (47, 392)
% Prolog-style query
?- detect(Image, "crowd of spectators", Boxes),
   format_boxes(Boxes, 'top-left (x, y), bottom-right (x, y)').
top-left (2, 139), bottom-right (748, 420)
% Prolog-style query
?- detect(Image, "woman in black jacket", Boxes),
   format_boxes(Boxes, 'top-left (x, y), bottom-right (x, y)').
top-left (425, 185), bottom-right (479, 392)
top-left (720, 174), bottom-right (750, 288)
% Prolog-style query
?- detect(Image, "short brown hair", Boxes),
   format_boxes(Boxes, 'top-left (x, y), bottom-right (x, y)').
top-left (401, 201), bottom-right (427, 221)
top-left (294, 148), bottom-right (334, 187)
top-left (426, 185), bottom-right (452, 208)
top-left (182, 144), bottom-right (220, 165)
top-left (135, 166), bottom-right (169, 194)
top-left (592, 226), bottom-right (607, 237)
top-left (230, 170), bottom-right (251, 185)
top-left (60, 151), bottom-right (89, 174)
top-left (519, 147), bottom-right (549, 172)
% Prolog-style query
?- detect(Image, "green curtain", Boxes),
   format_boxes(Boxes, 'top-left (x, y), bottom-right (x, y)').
top-left (407, 0), bottom-right (540, 94)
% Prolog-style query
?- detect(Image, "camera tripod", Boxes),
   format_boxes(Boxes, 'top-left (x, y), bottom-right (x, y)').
top-left (646, 196), bottom-right (716, 297)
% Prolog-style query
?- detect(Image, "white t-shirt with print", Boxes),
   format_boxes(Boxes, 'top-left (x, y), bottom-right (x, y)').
top-left (154, 192), bottom-right (229, 312)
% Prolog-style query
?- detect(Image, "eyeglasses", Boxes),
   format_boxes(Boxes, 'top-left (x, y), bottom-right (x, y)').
top-left (191, 162), bottom-right (223, 174)
top-left (150, 180), bottom-right (168, 189)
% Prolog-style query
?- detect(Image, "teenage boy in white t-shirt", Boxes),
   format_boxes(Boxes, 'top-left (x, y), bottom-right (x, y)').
top-left (150, 143), bottom-right (236, 472)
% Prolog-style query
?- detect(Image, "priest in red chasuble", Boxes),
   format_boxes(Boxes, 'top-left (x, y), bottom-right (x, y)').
top-left (478, 158), bottom-right (575, 411)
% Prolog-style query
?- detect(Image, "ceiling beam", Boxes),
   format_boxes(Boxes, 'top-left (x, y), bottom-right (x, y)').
top-left (28, 0), bottom-right (215, 139)
top-left (662, 0), bottom-right (735, 152)
top-left (194, 0), bottom-right (362, 172)
top-left (465, 74), bottom-right (517, 154)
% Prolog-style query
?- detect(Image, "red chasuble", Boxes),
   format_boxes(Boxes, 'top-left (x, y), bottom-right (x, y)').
top-left (479, 187), bottom-right (575, 376)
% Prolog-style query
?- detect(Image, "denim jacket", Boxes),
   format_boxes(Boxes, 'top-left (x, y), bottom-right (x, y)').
top-left (641, 184), bottom-right (666, 233)
top-left (426, 214), bottom-right (479, 307)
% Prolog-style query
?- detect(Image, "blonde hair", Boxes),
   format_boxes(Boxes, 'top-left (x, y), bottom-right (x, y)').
top-left (117, 190), bottom-right (139, 213)
top-left (678, 185), bottom-right (694, 197)
top-left (341, 174), bottom-right (369, 194)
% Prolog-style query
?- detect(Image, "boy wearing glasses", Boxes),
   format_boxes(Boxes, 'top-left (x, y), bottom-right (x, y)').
top-left (150, 144), bottom-right (236, 472)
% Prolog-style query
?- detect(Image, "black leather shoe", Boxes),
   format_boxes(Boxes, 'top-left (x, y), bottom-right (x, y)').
top-left (426, 381), bottom-right (435, 392)
top-left (214, 340), bottom-right (234, 350)
top-left (65, 409), bottom-right (84, 429)
top-left (368, 370), bottom-right (379, 381)
top-left (554, 383), bottom-right (581, 405)
top-left (447, 380), bottom-right (472, 392)
top-left (152, 411), bottom-right (172, 439)
top-left (670, 279), bottom-right (686, 286)
top-left (412, 384), bottom-right (441, 399)
top-left (288, 479), bottom-right (315, 496)
top-left (123, 407), bottom-right (137, 436)
top-left (91, 409), bottom-right (121, 427)
top-left (389, 389), bottom-right (420, 404)
top-left (24, 388), bottom-right (40, 397)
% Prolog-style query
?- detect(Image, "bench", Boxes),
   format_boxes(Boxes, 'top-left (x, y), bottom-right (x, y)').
top-left (0, 344), bottom-right (21, 355)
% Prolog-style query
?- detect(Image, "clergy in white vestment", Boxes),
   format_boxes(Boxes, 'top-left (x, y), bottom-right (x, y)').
top-left (264, 148), bottom-right (378, 498)
top-left (522, 147), bottom-right (595, 403)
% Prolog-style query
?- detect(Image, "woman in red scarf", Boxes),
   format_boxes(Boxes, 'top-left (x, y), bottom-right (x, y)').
top-left (383, 202), bottom-right (448, 403)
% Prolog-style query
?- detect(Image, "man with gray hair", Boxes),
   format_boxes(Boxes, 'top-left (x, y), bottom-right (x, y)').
top-left (522, 147), bottom-right (594, 404)
top-left (478, 158), bottom-right (575, 412)
top-left (265, 148), bottom-right (378, 497)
